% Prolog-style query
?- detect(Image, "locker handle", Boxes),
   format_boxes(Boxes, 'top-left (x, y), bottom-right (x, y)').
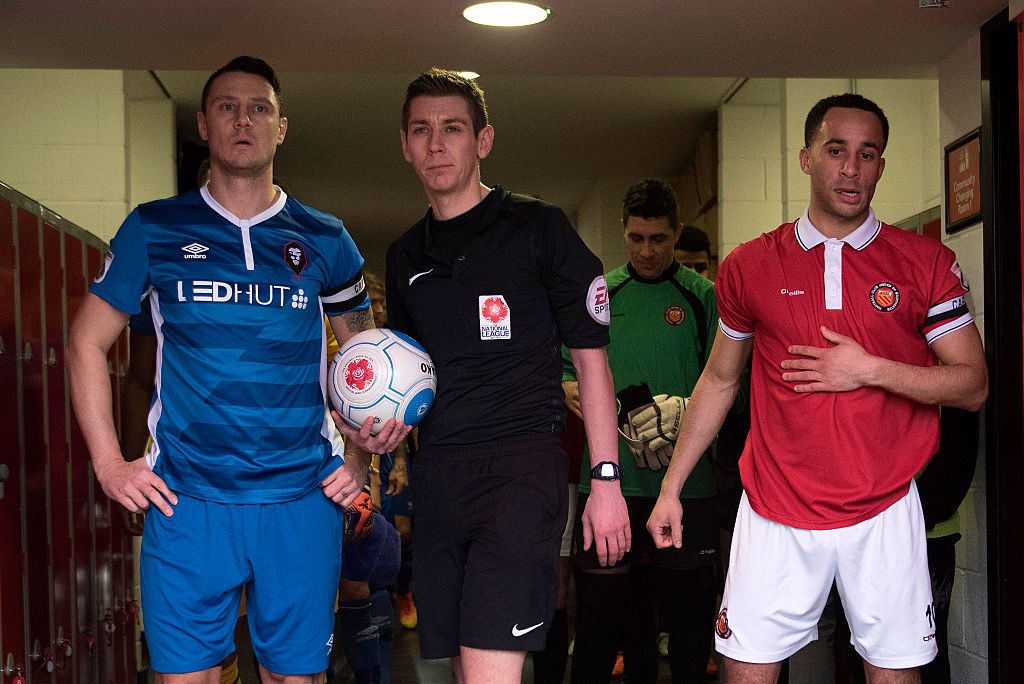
top-left (2, 652), bottom-right (24, 676)
top-left (0, 463), bottom-right (8, 502)
top-left (20, 342), bottom-right (31, 362)
top-left (47, 347), bottom-right (57, 366)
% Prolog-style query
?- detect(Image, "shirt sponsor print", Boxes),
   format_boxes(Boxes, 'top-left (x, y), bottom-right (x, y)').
top-left (587, 276), bottom-right (611, 325)
top-left (479, 295), bottom-right (511, 339)
top-left (176, 280), bottom-right (309, 310)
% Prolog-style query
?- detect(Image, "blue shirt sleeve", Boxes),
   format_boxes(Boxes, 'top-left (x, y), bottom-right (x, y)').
top-left (89, 209), bottom-right (151, 316)
top-left (321, 224), bottom-right (370, 315)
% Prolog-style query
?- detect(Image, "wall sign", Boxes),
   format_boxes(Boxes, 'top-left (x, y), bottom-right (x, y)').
top-left (944, 128), bottom-right (982, 234)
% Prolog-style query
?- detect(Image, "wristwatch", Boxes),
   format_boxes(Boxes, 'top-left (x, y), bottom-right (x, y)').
top-left (590, 461), bottom-right (622, 481)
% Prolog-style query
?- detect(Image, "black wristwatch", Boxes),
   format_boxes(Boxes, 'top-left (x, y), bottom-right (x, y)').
top-left (590, 461), bottom-right (622, 481)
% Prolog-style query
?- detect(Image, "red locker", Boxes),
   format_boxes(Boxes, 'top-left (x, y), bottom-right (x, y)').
top-left (2, 185), bottom-right (140, 684)
top-left (66, 235), bottom-right (96, 684)
top-left (0, 197), bottom-right (27, 680)
top-left (42, 223), bottom-right (73, 681)
top-left (19, 206), bottom-right (55, 683)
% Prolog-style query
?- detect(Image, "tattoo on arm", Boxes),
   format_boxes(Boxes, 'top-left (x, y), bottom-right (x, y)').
top-left (342, 309), bottom-right (374, 333)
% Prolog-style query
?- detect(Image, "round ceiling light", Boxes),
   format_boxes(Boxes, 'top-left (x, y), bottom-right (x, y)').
top-left (457, 71), bottom-right (481, 80)
top-left (463, 2), bottom-right (550, 27)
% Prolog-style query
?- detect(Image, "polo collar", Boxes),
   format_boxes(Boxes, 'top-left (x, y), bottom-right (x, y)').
top-left (794, 207), bottom-right (881, 252)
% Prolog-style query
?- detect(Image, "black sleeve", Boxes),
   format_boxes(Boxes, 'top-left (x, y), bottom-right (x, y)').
top-left (537, 207), bottom-right (610, 349)
top-left (385, 244), bottom-right (417, 337)
top-left (916, 407), bottom-right (980, 530)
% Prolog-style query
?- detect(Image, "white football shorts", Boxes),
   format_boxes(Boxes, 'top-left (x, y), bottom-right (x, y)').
top-left (715, 483), bottom-right (937, 669)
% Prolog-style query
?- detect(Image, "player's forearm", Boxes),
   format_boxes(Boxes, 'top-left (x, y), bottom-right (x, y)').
top-left (863, 356), bottom-right (988, 411)
top-left (67, 338), bottom-right (125, 471)
top-left (659, 370), bottom-right (739, 499)
top-left (569, 347), bottom-right (619, 466)
top-left (343, 440), bottom-right (373, 483)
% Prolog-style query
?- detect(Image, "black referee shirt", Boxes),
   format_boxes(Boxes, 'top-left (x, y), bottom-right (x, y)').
top-left (385, 187), bottom-right (610, 449)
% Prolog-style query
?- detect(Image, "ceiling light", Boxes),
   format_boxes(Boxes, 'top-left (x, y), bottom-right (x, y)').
top-left (458, 71), bottom-right (481, 80)
top-left (463, 2), bottom-right (550, 27)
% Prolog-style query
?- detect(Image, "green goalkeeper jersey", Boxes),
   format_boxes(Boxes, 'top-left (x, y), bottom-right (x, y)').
top-left (564, 261), bottom-right (718, 498)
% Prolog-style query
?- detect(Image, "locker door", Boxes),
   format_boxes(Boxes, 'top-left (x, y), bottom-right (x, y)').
top-left (108, 330), bottom-right (133, 683)
top-left (87, 244), bottom-right (116, 684)
top-left (19, 207), bottom-right (54, 682)
top-left (66, 237), bottom-right (96, 683)
top-left (42, 223), bottom-right (73, 681)
top-left (0, 198), bottom-right (27, 679)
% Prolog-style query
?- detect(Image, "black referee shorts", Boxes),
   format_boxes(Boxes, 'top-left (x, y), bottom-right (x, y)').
top-left (412, 438), bottom-right (568, 659)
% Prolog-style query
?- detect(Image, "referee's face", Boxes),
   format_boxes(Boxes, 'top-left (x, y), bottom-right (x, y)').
top-left (624, 216), bottom-right (680, 280)
top-left (401, 95), bottom-right (493, 202)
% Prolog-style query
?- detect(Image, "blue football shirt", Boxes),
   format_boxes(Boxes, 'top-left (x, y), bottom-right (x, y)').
top-left (92, 186), bottom-right (369, 503)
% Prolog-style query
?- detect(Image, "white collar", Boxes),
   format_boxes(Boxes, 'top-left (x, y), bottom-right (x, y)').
top-left (794, 207), bottom-right (880, 252)
top-left (200, 182), bottom-right (288, 227)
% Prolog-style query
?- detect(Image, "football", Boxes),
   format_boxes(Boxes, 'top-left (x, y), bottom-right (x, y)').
top-left (328, 328), bottom-right (436, 435)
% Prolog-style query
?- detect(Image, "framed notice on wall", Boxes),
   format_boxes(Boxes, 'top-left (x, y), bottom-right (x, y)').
top-left (944, 128), bottom-right (982, 234)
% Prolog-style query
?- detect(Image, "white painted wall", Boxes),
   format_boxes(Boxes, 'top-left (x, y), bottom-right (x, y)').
top-left (718, 102), bottom-right (783, 257)
top-left (0, 69), bottom-right (129, 239)
top-left (127, 99), bottom-right (176, 211)
top-left (0, 69), bottom-right (176, 244)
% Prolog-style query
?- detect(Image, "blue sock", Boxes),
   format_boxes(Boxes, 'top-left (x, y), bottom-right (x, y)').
top-left (338, 599), bottom-right (382, 684)
top-left (370, 588), bottom-right (394, 684)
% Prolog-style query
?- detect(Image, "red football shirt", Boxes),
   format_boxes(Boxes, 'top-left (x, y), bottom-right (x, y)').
top-left (716, 209), bottom-right (973, 529)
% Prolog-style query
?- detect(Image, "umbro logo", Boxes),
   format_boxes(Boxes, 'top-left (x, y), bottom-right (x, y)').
top-left (182, 243), bottom-right (209, 260)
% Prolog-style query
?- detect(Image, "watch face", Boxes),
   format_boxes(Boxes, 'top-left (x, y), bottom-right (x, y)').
top-left (592, 462), bottom-right (620, 480)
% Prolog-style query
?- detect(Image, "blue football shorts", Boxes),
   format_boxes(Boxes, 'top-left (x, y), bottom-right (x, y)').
top-left (140, 488), bottom-right (343, 675)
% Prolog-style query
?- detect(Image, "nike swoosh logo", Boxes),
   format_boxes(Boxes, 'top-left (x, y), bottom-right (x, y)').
top-left (409, 269), bottom-right (433, 285)
top-left (511, 622), bottom-right (544, 637)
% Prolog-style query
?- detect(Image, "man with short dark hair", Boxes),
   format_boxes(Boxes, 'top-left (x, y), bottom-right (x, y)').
top-left (564, 178), bottom-right (719, 683)
top-left (68, 56), bottom-right (406, 684)
top-left (648, 93), bottom-right (988, 683)
top-left (674, 225), bottom-right (713, 279)
top-left (386, 67), bottom-right (630, 684)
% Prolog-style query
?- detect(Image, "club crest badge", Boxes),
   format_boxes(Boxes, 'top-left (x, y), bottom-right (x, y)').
top-left (479, 295), bottom-right (511, 340)
top-left (664, 305), bottom-right (685, 326)
top-left (869, 282), bottom-right (900, 312)
top-left (283, 241), bottom-right (308, 276)
top-left (715, 608), bottom-right (733, 639)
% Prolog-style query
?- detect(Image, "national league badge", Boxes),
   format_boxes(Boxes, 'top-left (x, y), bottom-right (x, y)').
top-left (479, 295), bottom-right (511, 340)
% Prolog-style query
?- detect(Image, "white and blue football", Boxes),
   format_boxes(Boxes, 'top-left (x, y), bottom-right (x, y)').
top-left (328, 328), bottom-right (436, 435)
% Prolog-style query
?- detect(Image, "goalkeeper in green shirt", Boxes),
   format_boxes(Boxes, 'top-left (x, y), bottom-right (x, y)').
top-left (562, 179), bottom-right (722, 683)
